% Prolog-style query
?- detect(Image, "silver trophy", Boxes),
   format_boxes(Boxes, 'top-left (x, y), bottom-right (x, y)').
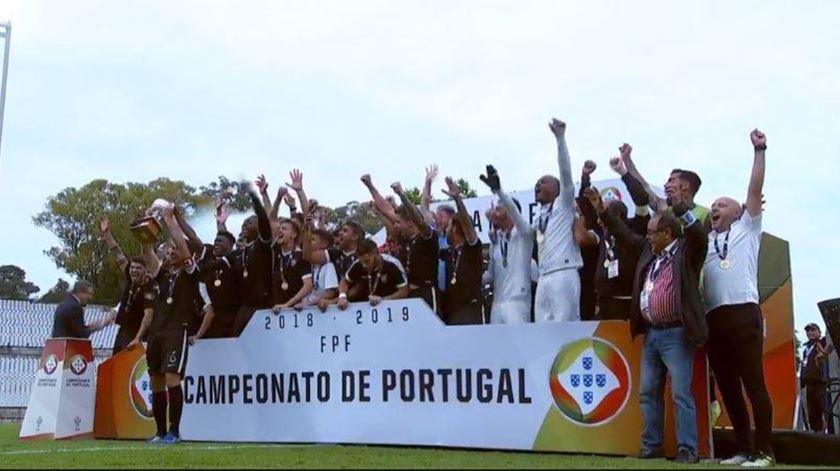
top-left (129, 198), bottom-right (171, 244)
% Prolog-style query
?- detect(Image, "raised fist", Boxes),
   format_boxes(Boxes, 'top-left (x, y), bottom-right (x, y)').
top-left (582, 160), bottom-right (597, 176)
top-left (609, 157), bottom-right (628, 176)
top-left (360, 174), bottom-right (373, 187)
top-left (390, 182), bottom-right (404, 195)
top-left (548, 118), bottom-right (566, 138)
top-left (750, 129), bottom-right (767, 149)
top-left (619, 143), bottom-right (632, 160)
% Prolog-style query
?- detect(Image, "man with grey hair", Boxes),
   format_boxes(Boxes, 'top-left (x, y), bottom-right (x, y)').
top-left (51, 281), bottom-right (115, 339)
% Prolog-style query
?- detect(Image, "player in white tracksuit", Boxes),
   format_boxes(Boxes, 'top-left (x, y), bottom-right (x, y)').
top-left (480, 165), bottom-right (533, 324)
top-left (532, 118), bottom-right (582, 322)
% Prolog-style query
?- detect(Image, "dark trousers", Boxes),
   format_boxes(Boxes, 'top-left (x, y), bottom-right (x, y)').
top-left (806, 381), bottom-right (826, 432)
top-left (707, 303), bottom-right (774, 454)
top-left (446, 301), bottom-right (485, 325)
top-left (112, 325), bottom-right (139, 356)
top-left (596, 296), bottom-right (631, 321)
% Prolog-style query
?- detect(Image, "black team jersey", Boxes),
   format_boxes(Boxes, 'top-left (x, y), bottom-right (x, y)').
top-left (406, 231), bottom-right (439, 288)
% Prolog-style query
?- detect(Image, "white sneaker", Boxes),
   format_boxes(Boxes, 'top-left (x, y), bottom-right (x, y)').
top-left (720, 453), bottom-right (751, 466)
top-left (742, 453), bottom-right (775, 468)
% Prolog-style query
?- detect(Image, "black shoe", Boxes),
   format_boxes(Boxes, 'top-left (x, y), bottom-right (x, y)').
top-left (675, 449), bottom-right (699, 464)
top-left (637, 447), bottom-right (665, 459)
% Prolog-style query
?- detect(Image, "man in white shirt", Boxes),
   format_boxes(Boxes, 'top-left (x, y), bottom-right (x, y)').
top-left (703, 129), bottom-right (773, 468)
top-left (300, 229), bottom-right (339, 309)
top-left (480, 165), bottom-right (534, 323)
top-left (532, 118), bottom-right (582, 322)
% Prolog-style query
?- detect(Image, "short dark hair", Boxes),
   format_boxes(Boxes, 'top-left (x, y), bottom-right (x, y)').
top-left (129, 256), bottom-right (147, 267)
top-left (357, 239), bottom-right (379, 256)
top-left (312, 229), bottom-right (334, 247)
top-left (216, 231), bottom-right (236, 245)
top-left (805, 323), bottom-right (821, 332)
top-left (72, 280), bottom-right (94, 295)
top-left (653, 210), bottom-right (682, 239)
top-left (671, 169), bottom-right (702, 195)
top-left (342, 221), bottom-right (364, 239)
top-left (436, 205), bottom-right (456, 216)
top-left (281, 218), bottom-right (300, 234)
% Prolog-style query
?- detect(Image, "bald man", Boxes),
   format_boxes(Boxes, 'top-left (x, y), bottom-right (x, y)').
top-left (702, 129), bottom-right (773, 468)
top-left (532, 118), bottom-right (582, 322)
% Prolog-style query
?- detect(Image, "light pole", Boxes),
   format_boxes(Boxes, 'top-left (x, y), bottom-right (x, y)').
top-left (0, 21), bottom-right (10, 159)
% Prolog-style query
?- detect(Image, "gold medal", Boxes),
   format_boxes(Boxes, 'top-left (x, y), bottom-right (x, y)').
top-left (281, 282), bottom-right (289, 291)
top-left (604, 260), bottom-right (611, 269)
top-left (720, 259), bottom-right (732, 270)
top-left (214, 279), bottom-right (222, 287)
top-left (536, 231), bottom-right (546, 245)
top-left (166, 297), bottom-right (173, 305)
top-left (450, 277), bottom-right (457, 286)
top-left (243, 270), bottom-right (249, 279)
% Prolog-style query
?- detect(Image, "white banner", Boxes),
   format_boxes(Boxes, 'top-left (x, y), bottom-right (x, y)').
top-left (181, 300), bottom-right (662, 455)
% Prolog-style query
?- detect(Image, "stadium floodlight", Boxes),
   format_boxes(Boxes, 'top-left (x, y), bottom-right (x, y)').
top-left (0, 21), bottom-right (10, 160)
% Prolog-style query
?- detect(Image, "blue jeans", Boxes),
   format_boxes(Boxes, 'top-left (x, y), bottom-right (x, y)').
top-left (640, 327), bottom-right (697, 453)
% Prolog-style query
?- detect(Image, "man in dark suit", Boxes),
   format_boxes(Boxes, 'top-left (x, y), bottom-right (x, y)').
top-left (801, 323), bottom-right (832, 433)
top-left (586, 188), bottom-right (708, 464)
top-left (50, 281), bottom-right (115, 339)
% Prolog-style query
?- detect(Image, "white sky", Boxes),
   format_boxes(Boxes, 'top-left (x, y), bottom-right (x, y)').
top-left (0, 0), bottom-right (838, 332)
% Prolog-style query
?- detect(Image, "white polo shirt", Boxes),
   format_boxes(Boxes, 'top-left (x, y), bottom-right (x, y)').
top-left (303, 262), bottom-right (339, 306)
top-left (703, 211), bottom-right (762, 313)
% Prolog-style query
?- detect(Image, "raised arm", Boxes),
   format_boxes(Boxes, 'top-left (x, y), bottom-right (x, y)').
top-left (620, 143), bottom-right (667, 211)
top-left (392, 181), bottom-right (434, 237)
top-left (479, 164), bottom-right (532, 235)
top-left (579, 160), bottom-right (596, 198)
top-left (255, 174), bottom-right (273, 216)
top-left (215, 200), bottom-right (230, 233)
top-left (161, 206), bottom-right (193, 263)
top-left (141, 242), bottom-right (162, 279)
top-left (584, 187), bottom-right (645, 254)
top-left (361, 174), bottom-right (400, 224)
top-left (99, 216), bottom-right (129, 273)
top-left (421, 165), bottom-right (438, 224)
top-left (746, 129), bottom-right (767, 218)
top-left (174, 206), bottom-right (203, 255)
top-left (286, 169), bottom-right (310, 221)
top-left (672, 202), bottom-right (709, 268)
top-left (442, 177), bottom-right (478, 244)
top-left (249, 190), bottom-right (273, 242)
top-left (548, 118), bottom-right (575, 206)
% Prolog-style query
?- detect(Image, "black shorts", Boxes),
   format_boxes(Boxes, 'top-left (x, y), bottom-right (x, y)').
top-left (146, 330), bottom-right (189, 377)
top-left (409, 285), bottom-right (439, 315)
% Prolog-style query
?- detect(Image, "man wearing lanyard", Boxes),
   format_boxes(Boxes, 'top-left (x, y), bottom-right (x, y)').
top-left (599, 201), bottom-right (708, 464)
top-left (338, 239), bottom-right (409, 309)
top-left (703, 129), bottom-right (775, 467)
top-left (231, 191), bottom-right (275, 336)
top-left (480, 164), bottom-right (534, 324)
top-left (440, 176), bottom-right (484, 325)
top-left (533, 118), bottom-right (583, 322)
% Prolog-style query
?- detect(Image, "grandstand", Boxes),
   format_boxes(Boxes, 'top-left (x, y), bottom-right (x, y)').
top-left (0, 299), bottom-right (117, 421)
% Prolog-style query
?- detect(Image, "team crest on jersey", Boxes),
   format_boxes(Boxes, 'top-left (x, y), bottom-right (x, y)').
top-left (144, 291), bottom-right (155, 301)
top-left (549, 338), bottom-right (631, 426)
top-left (380, 274), bottom-right (388, 283)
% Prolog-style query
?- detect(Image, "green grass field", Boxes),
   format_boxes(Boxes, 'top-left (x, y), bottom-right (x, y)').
top-left (0, 423), bottom-right (816, 469)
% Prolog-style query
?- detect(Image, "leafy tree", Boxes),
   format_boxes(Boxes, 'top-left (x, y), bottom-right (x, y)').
top-left (198, 176), bottom-right (252, 212)
top-left (0, 265), bottom-right (40, 300)
top-left (456, 178), bottom-right (478, 198)
top-left (33, 178), bottom-right (207, 304)
top-left (37, 279), bottom-right (70, 304)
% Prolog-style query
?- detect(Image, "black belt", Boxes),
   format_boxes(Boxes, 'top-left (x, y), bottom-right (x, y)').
top-left (648, 321), bottom-right (682, 330)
